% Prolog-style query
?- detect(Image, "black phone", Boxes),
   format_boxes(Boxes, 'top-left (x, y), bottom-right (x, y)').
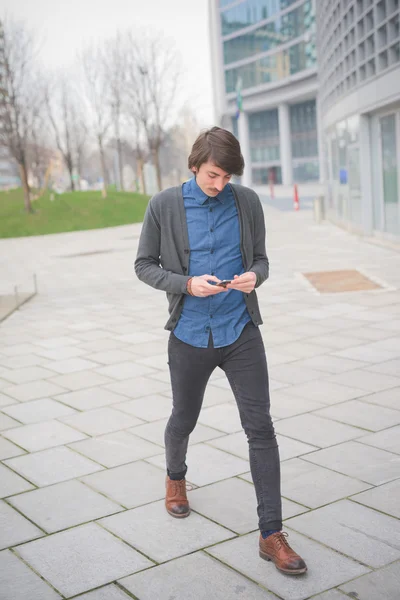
top-left (217, 280), bottom-right (232, 287)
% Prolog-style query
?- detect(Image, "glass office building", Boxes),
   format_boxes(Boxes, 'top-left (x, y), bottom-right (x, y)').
top-left (209, 0), bottom-right (321, 186)
top-left (317, 0), bottom-right (400, 241)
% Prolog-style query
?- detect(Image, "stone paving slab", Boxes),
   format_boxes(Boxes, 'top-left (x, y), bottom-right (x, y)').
top-left (54, 387), bottom-right (128, 410)
top-left (0, 500), bottom-right (43, 550)
top-left (4, 446), bottom-right (103, 487)
top-left (357, 425), bottom-right (400, 454)
top-left (188, 477), bottom-right (308, 534)
top-left (0, 550), bottom-right (62, 600)
top-left (274, 413), bottom-right (365, 448)
top-left (60, 407), bottom-right (143, 437)
top-left (308, 591), bottom-right (349, 600)
top-left (3, 420), bottom-right (87, 452)
top-left (207, 529), bottom-right (370, 600)
top-left (147, 443), bottom-right (249, 486)
top-left (74, 585), bottom-right (133, 599)
top-left (0, 435), bottom-right (25, 460)
top-left (119, 551), bottom-right (276, 600)
top-left (129, 418), bottom-right (222, 447)
top-left (111, 394), bottom-right (173, 421)
top-left (282, 380), bottom-right (365, 405)
top-left (314, 399), bottom-right (400, 431)
top-left (1, 380), bottom-right (68, 402)
top-left (340, 560), bottom-right (400, 600)
top-left (15, 522), bottom-right (153, 597)
top-left (2, 398), bottom-right (76, 423)
top-left (303, 440), bottom-right (400, 485)
top-left (0, 412), bottom-right (22, 431)
top-left (351, 478), bottom-right (400, 518)
top-left (48, 370), bottom-right (113, 391)
top-left (198, 402), bottom-right (243, 433)
top-left (81, 460), bottom-right (165, 508)
top-left (0, 462), bottom-right (34, 497)
top-left (286, 499), bottom-right (400, 567)
top-left (69, 430), bottom-right (162, 468)
top-left (100, 500), bottom-right (234, 563)
top-left (8, 479), bottom-right (123, 533)
top-left (0, 392), bottom-right (17, 407)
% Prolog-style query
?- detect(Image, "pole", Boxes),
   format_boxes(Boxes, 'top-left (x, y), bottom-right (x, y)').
top-left (268, 168), bottom-right (275, 199)
top-left (294, 184), bottom-right (299, 211)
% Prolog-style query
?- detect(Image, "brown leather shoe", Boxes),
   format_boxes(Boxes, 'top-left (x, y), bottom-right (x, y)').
top-left (259, 531), bottom-right (307, 575)
top-left (165, 476), bottom-right (190, 518)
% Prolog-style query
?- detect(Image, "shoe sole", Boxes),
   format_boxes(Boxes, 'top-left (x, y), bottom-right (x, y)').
top-left (166, 507), bottom-right (191, 518)
top-left (259, 550), bottom-right (307, 575)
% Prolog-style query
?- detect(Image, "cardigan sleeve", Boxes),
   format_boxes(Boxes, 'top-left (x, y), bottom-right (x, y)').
top-left (134, 199), bottom-right (191, 294)
top-left (249, 193), bottom-right (269, 288)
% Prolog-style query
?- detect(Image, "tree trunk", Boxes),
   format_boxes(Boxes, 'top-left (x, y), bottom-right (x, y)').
top-left (99, 137), bottom-right (108, 199)
top-left (19, 162), bottom-right (32, 213)
top-left (117, 136), bottom-right (124, 191)
top-left (68, 167), bottom-right (75, 191)
top-left (153, 147), bottom-right (162, 192)
top-left (137, 158), bottom-right (146, 195)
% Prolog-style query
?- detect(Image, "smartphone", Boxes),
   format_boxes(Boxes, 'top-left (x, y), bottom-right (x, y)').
top-left (217, 280), bottom-right (232, 287)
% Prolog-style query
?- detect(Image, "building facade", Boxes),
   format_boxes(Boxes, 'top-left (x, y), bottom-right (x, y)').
top-left (317, 0), bottom-right (400, 241)
top-left (209, 0), bottom-right (321, 187)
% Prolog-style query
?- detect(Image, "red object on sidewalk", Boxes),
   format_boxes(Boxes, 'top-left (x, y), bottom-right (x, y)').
top-left (293, 184), bottom-right (299, 211)
top-left (268, 168), bottom-right (275, 199)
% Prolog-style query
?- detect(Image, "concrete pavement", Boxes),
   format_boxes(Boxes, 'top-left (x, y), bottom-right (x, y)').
top-left (0, 200), bottom-right (400, 599)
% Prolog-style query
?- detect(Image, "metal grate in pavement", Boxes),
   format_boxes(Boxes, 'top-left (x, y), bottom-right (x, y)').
top-left (303, 270), bottom-right (382, 293)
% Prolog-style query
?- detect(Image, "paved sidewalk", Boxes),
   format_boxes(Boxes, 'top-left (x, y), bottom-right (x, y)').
top-left (0, 203), bottom-right (400, 600)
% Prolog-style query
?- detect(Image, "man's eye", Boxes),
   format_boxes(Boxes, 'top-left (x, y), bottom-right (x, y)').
top-left (209, 175), bottom-right (216, 179)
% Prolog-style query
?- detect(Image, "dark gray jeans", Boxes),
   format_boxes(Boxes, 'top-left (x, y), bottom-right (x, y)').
top-left (165, 322), bottom-right (282, 532)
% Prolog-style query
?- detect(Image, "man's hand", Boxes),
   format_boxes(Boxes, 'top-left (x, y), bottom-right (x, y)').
top-left (190, 275), bottom-right (229, 297)
top-left (226, 272), bottom-right (257, 293)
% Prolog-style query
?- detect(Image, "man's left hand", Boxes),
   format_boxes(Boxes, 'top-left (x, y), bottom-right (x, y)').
top-left (226, 272), bottom-right (257, 293)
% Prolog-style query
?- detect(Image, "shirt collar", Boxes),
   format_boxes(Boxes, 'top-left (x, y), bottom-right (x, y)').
top-left (189, 176), bottom-right (230, 204)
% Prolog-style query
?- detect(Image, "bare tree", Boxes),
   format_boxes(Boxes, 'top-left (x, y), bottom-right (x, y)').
top-left (80, 44), bottom-right (111, 197)
top-left (126, 32), bottom-right (182, 192)
top-left (103, 35), bottom-right (126, 191)
top-left (46, 76), bottom-right (87, 191)
top-left (0, 19), bottom-right (43, 212)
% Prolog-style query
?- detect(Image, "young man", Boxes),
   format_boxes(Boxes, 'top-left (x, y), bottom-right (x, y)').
top-left (135, 127), bottom-right (307, 575)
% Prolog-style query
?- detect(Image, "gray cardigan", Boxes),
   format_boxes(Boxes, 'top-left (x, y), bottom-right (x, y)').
top-left (134, 183), bottom-right (269, 331)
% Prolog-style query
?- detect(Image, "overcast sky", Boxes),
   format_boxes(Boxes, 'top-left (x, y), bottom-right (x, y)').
top-left (1, 0), bottom-right (215, 127)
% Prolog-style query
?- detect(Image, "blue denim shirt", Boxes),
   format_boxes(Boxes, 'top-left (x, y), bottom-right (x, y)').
top-left (173, 177), bottom-right (251, 348)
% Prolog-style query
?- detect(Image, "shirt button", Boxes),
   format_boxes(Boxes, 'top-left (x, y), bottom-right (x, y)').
top-left (209, 208), bottom-right (213, 212)
top-left (210, 315), bottom-right (213, 319)
top-left (210, 228), bottom-right (214, 232)
top-left (206, 326), bottom-right (210, 331)
top-left (210, 249), bottom-right (214, 254)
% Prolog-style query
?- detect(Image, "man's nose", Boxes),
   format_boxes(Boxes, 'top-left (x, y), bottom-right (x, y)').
top-left (215, 179), bottom-right (224, 191)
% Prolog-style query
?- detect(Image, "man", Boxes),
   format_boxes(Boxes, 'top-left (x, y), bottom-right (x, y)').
top-left (135, 127), bottom-right (307, 575)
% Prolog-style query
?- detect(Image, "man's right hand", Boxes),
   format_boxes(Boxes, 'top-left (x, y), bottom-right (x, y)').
top-left (189, 275), bottom-right (229, 297)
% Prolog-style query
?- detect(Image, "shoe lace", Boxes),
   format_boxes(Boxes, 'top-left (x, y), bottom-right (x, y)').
top-left (274, 532), bottom-right (292, 550)
top-left (171, 479), bottom-right (193, 496)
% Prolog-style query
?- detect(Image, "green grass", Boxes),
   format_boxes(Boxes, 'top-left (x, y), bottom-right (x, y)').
top-left (0, 188), bottom-right (150, 238)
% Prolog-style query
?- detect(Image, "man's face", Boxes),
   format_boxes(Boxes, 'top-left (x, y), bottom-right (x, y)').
top-left (193, 161), bottom-right (232, 197)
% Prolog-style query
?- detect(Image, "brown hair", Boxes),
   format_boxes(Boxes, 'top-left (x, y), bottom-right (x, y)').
top-left (188, 126), bottom-right (244, 176)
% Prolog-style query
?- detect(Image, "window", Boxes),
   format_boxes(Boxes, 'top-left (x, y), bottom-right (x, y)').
top-left (223, 2), bottom-right (315, 64)
top-left (249, 109), bottom-right (280, 162)
top-left (221, 0), bottom-right (301, 36)
top-left (225, 39), bottom-right (316, 92)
